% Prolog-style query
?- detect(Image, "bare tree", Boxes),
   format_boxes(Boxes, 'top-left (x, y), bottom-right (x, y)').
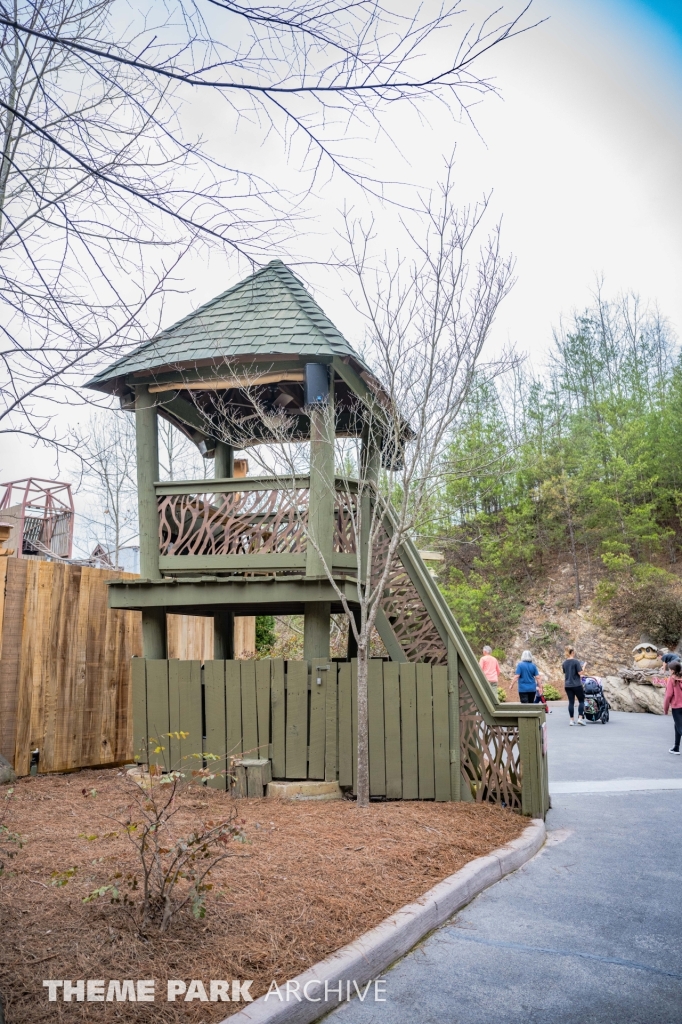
top-left (158, 417), bottom-right (207, 482)
top-left (330, 172), bottom-right (516, 804)
top-left (0, 0), bottom-right (538, 453)
top-left (74, 407), bottom-right (137, 566)
top-left (185, 164), bottom-right (516, 805)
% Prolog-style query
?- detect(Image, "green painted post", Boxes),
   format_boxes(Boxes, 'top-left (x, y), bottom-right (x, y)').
top-left (214, 440), bottom-right (235, 658)
top-left (447, 638), bottom-right (461, 801)
top-left (304, 602), bottom-right (331, 661)
top-left (215, 441), bottom-right (234, 478)
top-left (135, 385), bottom-right (166, 658)
top-left (304, 369), bottom-right (334, 654)
top-left (213, 609), bottom-right (234, 659)
top-left (306, 371), bottom-right (335, 577)
top-left (360, 425), bottom-right (380, 583)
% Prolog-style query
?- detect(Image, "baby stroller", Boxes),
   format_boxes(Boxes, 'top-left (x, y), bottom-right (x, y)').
top-left (581, 676), bottom-right (610, 724)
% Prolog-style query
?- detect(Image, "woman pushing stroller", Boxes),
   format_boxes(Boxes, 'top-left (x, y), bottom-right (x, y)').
top-left (562, 646), bottom-right (587, 726)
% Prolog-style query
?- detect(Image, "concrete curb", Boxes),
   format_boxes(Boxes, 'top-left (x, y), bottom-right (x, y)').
top-left (220, 818), bottom-right (546, 1024)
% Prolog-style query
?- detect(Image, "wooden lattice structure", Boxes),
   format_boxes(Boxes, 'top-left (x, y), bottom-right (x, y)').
top-left (86, 260), bottom-right (549, 816)
top-left (0, 478), bottom-right (74, 559)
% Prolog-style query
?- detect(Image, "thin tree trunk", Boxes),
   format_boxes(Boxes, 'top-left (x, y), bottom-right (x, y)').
top-left (562, 477), bottom-right (581, 609)
top-left (355, 644), bottom-right (370, 807)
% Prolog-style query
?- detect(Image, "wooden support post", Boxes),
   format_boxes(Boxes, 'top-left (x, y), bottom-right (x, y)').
top-left (135, 385), bottom-right (166, 658)
top-left (213, 609), bottom-right (234, 660)
top-left (304, 602), bottom-right (331, 661)
top-left (214, 441), bottom-right (234, 479)
top-left (306, 371), bottom-right (334, 578)
top-left (447, 638), bottom-right (461, 801)
top-left (142, 609), bottom-right (166, 660)
top-left (360, 424), bottom-right (380, 583)
top-left (135, 384), bottom-right (161, 581)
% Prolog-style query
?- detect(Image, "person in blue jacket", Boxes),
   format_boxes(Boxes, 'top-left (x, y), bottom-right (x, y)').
top-left (515, 649), bottom-right (540, 703)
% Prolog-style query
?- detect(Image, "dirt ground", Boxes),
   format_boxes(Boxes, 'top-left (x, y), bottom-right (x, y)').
top-left (0, 769), bottom-right (524, 1023)
top-left (495, 556), bottom-right (643, 700)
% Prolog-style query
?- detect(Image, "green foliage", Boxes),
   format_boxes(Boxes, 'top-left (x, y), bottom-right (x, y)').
top-left (543, 684), bottom-right (562, 701)
top-left (496, 686), bottom-right (507, 703)
top-left (430, 293), bottom-right (682, 644)
top-left (75, 770), bottom-right (245, 935)
top-left (440, 568), bottom-right (523, 652)
top-left (255, 615), bottom-right (276, 656)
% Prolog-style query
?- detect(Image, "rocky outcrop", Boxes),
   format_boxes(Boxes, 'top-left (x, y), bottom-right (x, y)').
top-left (602, 675), bottom-right (665, 715)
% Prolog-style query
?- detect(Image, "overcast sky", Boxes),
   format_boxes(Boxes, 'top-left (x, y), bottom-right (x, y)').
top-left (3, 0), bottom-right (682, 489)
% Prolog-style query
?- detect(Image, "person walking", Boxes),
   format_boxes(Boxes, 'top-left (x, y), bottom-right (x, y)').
top-left (563, 645), bottom-right (586, 726)
top-left (664, 661), bottom-right (682, 754)
top-left (479, 646), bottom-right (501, 686)
top-left (514, 650), bottom-right (540, 704)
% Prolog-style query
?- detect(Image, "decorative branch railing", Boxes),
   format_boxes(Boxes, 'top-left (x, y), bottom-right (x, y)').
top-left (156, 476), bottom-right (358, 565)
top-left (158, 487), bottom-right (310, 557)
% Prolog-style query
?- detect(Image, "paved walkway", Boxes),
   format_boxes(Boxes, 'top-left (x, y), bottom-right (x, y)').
top-left (330, 710), bottom-right (682, 1024)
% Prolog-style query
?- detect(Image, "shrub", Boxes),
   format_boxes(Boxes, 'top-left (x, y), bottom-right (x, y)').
top-left (496, 686), bottom-right (507, 703)
top-left (598, 562), bottom-right (682, 647)
top-left (440, 569), bottom-right (523, 652)
top-left (255, 615), bottom-right (276, 656)
top-left (543, 684), bottom-right (562, 701)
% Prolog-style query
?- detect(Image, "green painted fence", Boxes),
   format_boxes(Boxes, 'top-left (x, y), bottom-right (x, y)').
top-left (132, 657), bottom-right (549, 817)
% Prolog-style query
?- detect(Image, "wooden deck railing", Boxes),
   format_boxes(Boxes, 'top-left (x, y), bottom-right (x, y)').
top-left (155, 475), bottom-right (357, 574)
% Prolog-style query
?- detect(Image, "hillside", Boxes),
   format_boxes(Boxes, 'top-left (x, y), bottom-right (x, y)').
top-left (490, 557), bottom-right (641, 697)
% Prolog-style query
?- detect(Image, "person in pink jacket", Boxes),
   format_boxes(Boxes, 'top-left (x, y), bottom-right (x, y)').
top-left (663, 661), bottom-right (682, 754)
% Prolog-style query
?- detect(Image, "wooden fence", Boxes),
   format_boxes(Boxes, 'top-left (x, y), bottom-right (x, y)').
top-left (0, 559), bottom-right (215, 774)
top-left (133, 658), bottom-right (549, 815)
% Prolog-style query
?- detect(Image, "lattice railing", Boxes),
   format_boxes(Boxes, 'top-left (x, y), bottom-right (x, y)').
top-left (334, 491), bottom-right (358, 554)
top-left (158, 485), bottom-right (359, 562)
top-left (459, 683), bottom-right (522, 810)
top-left (372, 527), bottom-right (446, 665)
top-left (158, 488), bottom-right (310, 556)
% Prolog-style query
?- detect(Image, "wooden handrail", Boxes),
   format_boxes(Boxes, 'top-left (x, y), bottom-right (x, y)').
top-left (155, 475), bottom-right (359, 495)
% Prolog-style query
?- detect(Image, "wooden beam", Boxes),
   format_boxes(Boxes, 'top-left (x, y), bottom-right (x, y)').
top-left (155, 474), bottom-right (312, 495)
top-left (107, 576), bottom-right (361, 611)
top-left (149, 370), bottom-right (305, 393)
top-left (155, 392), bottom-right (212, 445)
top-left (159, 554), bottom-right (307, 572)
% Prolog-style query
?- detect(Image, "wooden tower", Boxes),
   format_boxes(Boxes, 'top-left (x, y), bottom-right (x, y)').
top-left (87, 260), bottom-right (389, 662)
top-left (86, 260), bottom-right (549, 816)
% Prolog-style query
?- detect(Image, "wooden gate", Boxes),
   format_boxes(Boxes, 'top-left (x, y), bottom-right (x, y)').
top-left (132, 658), bottom-right (549, 815)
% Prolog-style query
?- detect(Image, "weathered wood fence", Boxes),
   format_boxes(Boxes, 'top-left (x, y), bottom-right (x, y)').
top-left (0, 560), bottom-right (214, 774)
top-left (133, 658), bottom-right (549, 816)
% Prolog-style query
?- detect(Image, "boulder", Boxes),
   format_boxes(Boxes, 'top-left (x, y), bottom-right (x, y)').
top-left (0, 754), bottom-right (16, 785)
top-left (602, 675), bottom-right (665, 715)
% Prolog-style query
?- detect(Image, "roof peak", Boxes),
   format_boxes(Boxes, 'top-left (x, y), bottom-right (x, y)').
top-left (86, 260), bottom-right (366, 392)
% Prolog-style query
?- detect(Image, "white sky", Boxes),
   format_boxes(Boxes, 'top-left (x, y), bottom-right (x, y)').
top-left (3, 0), bottom-right (682, 493)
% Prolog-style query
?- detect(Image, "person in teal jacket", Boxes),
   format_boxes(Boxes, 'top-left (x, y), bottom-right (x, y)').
top-left (514, 650), bottom-right (540, 704)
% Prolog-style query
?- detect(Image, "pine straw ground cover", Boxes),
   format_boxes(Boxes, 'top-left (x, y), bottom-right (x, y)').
top-left (0, 769), bottom-right (523, 1023)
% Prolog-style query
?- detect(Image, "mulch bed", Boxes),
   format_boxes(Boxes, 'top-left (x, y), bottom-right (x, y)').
top-left (0, 769), bottom-right (524, 1022)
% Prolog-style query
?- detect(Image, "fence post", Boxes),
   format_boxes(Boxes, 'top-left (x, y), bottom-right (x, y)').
top-left (447, 639), bottom-right (461, 801)
top-left (518, 714), bottom-right (545, 817)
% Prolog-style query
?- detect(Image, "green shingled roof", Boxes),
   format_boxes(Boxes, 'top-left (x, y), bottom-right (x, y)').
top-left (87, 260), bottom-right (367, 391)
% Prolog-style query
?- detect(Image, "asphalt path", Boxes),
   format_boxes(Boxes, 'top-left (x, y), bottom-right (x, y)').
top-left (330, 709), bottom-right (682, 1024)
